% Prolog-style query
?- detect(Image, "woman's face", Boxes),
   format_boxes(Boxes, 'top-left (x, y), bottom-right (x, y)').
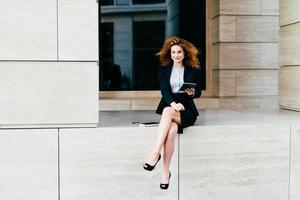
top-left (171, 45), bottom-right (184, 65)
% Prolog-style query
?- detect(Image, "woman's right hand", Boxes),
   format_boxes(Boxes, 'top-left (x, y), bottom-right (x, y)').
top-left (170, 102), bottom-right (185, 111)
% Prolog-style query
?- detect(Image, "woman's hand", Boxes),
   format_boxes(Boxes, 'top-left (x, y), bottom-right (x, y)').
top-left (170, 102), bottom-right (185, 111)
top-left (185, 88), bottom-right (195, 97)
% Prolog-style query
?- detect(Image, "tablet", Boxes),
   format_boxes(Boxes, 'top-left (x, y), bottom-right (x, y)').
top-left (179, 82), bottom-right (197, 91)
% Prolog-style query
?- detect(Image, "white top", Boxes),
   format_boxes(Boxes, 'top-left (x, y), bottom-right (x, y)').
top-left (170, 66), bottom-right (184, 93)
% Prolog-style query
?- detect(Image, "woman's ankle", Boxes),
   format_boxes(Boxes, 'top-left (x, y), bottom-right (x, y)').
top-left (151, 149), bottom-right (161, 156)
top-left (162, 168), bottom-right (169, 175)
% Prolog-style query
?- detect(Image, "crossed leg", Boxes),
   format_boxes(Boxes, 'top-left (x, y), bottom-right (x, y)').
top-left (145, 107), bottom-right (181, 181)
top-left (161, 121), bottom-right (178, 183)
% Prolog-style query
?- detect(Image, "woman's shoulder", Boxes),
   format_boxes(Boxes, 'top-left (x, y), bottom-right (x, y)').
top-left (159, 66), bottom-right (172, 72)
top-left (185, 66), bottom-right (201, 72)
top-left (159, 65), bottom-right (172, 69)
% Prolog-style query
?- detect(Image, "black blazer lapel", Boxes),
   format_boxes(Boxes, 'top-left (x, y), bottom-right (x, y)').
top-left (166, 66), bottom-right (172, 81)
top-left (183, 66), bottom-right (187, 82)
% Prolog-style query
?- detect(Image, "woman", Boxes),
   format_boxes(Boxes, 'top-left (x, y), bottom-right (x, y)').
top-left (143, 36), bottom-right (202, 190)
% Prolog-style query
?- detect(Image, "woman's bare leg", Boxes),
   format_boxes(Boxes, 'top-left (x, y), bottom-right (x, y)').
top-left (161, 122), bottom-right (178, 183)
top-left (146, 107), bottom-right (181, 166)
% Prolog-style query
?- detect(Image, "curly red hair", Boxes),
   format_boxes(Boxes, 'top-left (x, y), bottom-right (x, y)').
top-left (156, 36), bottom-right (200, 68)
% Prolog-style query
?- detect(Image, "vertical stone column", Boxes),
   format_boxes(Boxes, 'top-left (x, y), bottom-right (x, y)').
top-left (211, 0), bottom-right (279, 110)
top-left (279, 0), bottom-right (300, 111)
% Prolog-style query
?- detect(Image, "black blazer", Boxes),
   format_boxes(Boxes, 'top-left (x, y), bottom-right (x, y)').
top-left (156, 66), bottom-right (202, 116)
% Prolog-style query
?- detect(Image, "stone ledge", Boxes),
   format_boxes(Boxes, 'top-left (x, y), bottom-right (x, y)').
top-left (99, 97), bottom-right (220, 111)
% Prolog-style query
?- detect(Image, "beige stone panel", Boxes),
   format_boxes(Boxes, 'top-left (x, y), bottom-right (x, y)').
top-left (212, 17), bottom-right (220, 43)
top-left (58, 0), bottom-right (98, 60)
top-left (236, 70), bottom-right (278, 96)
top-left (259, 96), bottom-right (279, 111)
top-left (99, 91), bottom-right (161, 99)
top-left (180, 125), bottom-right (289, 200)
top-left (280, 23), bottom-right (300, 66)
top-left (219, 98), bottom-right (237, 110)
top-left (211, 0), bottom-right (220, 18)
top-left (194, 98), bottom-right (220, 109)
top-left (261, 0), bottom-right (279, 15)
top-left (219, 0), bottom-right (260, 15)
top-left (131, 98), bottom-right (160, 110)
top-left (291, 125), bottom-right (300, 200)
top-left (236, 16), bottom-right (279, 42)
top-left (212, 44), bottom-right (220, 69)
top-left (0, 62), bottom-right (98, 127)
top-left (261, 43), bottom-right (279, 69)
top-left (219, 43), bottom-right (260, 69)
top-left (99, 99), bottom-right (131, 111)
top-left (0, 129), bottom-right (58, 200)
top-left (212, 70), bottom-right (236, 97)
top-left (212, 15), bottom-right (237, 43)
top-left (235, 97), bottom-right (260, 110)
top-left (1, 123), bottom-right (97, 129)
top-left (219, 70), bottom-right (237, 97)
top-left (219, 43), bottom-right (278, 70)
top-left (212, 69), bottom-right (220, 96)
top-left (99, 98), bottom-right (220, 111)
top-left (280, 0), bottom-right (300, 26)
top-left (60, 127), bottom-right (178, 200)
top-left (220, 96), bottom-right (279, 111)
top-left (0, 0), bottom-right (56, 60)
top-left (220, 97), bottom-right (260, 110)
top-left (279, 66), bottom-right (300, 111)
top-left (219, 16), bottom-right (236, 42)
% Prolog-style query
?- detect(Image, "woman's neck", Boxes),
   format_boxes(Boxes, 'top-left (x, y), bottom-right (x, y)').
top-left (173, 62), bottom-right (183, 68)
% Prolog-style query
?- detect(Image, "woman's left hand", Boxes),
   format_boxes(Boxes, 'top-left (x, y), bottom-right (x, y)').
top-left (185, 88), bottom-right (195, 97)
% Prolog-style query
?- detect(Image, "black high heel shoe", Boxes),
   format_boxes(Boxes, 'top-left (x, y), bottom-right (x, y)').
top-left (143, 154), bottom-right (161, 171)
top-left (160, 171), bottom-right (171, 190)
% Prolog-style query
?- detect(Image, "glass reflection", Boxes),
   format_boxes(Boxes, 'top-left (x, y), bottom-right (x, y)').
top-left (99, 0), bottom-right (205, 91)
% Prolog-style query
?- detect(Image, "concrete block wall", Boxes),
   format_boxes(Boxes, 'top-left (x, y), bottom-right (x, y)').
top-left (210, 0), bottom-right (279, 110)
top-left (180, 125), bottom-right (290, 200)
top-left (1, 124), bottom-right (300, 200)
top-left (291, 125), bottom-right (300, 200)
top-left (0, 129), bottom-right (58, 199)
top-left (0, 0), bottom-right (99, 128)
top-left (279, 0), bottom-right (300, 111)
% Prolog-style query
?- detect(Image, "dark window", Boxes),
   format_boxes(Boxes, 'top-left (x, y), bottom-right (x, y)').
top-left (100, 23), bottom-right (118, 90)
top-left (179, 0), bottom-right (206, 89)
top-left (133, 21), bottom-right (165, 90)
top-left (132, 0), bottom-right (165, 4)
top-left (99, 0), bottom-right (206, 91)
top-left (101, 0), bottom-right (114, 6)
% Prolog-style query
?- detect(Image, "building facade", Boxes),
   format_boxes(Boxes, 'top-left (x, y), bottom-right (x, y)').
top-left (0, 0), bottom-right (300, 128)
top-left (1, 1), bottom-right (300, 200)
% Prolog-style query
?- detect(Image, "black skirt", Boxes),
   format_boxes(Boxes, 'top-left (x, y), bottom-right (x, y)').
top-left (156, 93), bottom-right (197, 134)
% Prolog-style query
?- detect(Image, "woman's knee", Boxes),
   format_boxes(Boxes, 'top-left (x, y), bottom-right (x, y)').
top-left (162, 107), bottom-right (175, 117)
